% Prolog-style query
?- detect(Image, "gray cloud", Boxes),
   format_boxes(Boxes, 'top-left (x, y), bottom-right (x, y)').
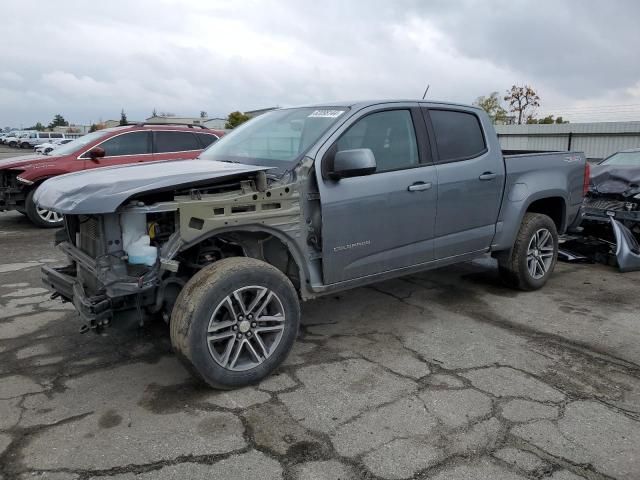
top-left (1, 0), bottom-right (638, 127)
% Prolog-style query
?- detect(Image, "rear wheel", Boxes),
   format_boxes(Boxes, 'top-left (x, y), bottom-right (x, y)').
top-left (20, 142), bottom-right (30, 149)
top-left (25, 188), bottom-right (64, 228)
top-left (170, 257), bottom-right (300, 389)
top-left (498, 213), bottom-right (558, 291)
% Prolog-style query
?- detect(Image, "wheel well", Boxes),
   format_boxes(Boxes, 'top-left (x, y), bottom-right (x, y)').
top-left (182, 231), bottom-right (302, 292)
top-left (526, 197), bottom-right (565, 232)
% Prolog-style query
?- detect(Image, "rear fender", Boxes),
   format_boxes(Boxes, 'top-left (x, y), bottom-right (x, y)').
top-left (491, 188), bottom-right (568, 252)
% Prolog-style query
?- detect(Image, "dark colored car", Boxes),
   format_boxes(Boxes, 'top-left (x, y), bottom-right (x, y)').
top-left (0, 123), bottom-right (223, 227)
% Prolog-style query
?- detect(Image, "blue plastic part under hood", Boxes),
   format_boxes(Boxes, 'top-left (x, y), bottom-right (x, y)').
top-left (34, 159), bottom-right (270, 214)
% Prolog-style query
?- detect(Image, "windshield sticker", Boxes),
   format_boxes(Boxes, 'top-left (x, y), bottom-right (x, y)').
top-left (308, 110), bottom-right (344, 119)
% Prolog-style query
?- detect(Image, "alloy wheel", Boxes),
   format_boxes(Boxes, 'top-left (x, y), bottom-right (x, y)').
top-left (526, 228), bottom-right (554, 279)
top-left (36, 207), bottom-right (63, 224)
top-left (207, 286), bottom-right (286, 371)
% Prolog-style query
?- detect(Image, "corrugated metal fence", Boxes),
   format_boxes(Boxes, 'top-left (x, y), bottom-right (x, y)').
top-left (495, 122), bottom-right (640, 160)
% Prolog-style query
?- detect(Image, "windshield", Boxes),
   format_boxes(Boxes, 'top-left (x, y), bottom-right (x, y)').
top-left (47, 130), bottom-right (111, 156)
top-left (199, 107), bottom-right (348, 170)
top-left (600, 151), bottom-right (640, 167)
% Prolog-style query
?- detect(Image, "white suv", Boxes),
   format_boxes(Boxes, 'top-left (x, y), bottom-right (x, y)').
top-left (21, 131), bottom-right (66, 149)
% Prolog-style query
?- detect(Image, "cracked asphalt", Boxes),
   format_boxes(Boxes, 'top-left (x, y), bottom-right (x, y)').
top-left (1, 205), bottom-right (640, 480)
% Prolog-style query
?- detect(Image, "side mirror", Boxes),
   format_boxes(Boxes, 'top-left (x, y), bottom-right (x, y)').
top-left (88, 146), bottom-right (105, 161)
top-left (331, 148), bottom-right (376, 179)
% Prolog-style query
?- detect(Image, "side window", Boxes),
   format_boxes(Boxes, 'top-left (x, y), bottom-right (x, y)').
top-left (97, 132), bottom-right (151, 157)
top-left (50, 133), bottom-right (63, 138)
top-left (197, 133), bottom-right (218, 148)
top-left (155, 131), bottom-right (200, 153)
top-left (429, 109), bottom-right (486, 162)
top-left (41, 133), bottom-right (50, 139)
top-left (336, 110), bottom-right (419, 173)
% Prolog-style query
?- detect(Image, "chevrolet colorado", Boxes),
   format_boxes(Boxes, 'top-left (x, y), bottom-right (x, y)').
top-left (37, 100), bottom-right (588, 388)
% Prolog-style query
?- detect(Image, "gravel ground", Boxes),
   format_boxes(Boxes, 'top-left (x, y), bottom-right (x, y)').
top-left (1, 200), bottom-right (639, 479)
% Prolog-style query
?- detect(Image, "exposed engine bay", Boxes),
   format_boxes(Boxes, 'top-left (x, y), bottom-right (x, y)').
top-left (42, 168), bottom-right (317, 333)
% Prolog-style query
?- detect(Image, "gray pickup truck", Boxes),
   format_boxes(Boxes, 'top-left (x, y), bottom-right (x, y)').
top-left (37, 100), bottom-right (588, 388)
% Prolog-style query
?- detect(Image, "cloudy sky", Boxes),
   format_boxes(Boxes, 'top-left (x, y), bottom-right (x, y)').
top-left (1, 0), bottom-right (639, 127)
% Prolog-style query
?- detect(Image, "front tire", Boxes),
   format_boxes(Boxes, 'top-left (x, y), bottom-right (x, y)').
top-left (25, 188), bottom-right (64, 228)
top-left (170, 257), bottom-right (300, 389)
top-left (498, 213), bottom-right (558, 291)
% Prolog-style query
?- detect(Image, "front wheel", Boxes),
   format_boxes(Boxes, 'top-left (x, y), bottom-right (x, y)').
top-left (498, 213), bottom-right (558, 291)
top-left (170, 257), bottom-right (300, 389)
top-left (25, 188), bottom-right (64, 228)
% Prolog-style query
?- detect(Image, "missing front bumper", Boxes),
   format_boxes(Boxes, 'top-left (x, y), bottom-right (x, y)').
top-left (42, 264), bottom-right (113, 328)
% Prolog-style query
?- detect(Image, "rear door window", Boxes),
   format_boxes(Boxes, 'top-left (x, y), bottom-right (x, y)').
top-left (155, 131), bottom-right (201, 153)
top-left (93, 131), bottom-right (151, 157)
top-left (428, 109), bottom-right (486, 163)
top-left (197, 133), bottom-right (218, 148)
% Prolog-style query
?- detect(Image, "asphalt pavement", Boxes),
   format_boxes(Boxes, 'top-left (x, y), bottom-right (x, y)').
top-left (1, 186), bottom-right (640, 479)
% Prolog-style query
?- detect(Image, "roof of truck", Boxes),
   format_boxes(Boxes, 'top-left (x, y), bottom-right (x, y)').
top-left (289, 99), bottom-right (482, 111)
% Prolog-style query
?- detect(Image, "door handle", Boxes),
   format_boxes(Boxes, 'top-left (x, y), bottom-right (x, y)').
top-left (408, 182), bottom-right (432, 192)
top-left (479, 172), bottom-right (497, 181)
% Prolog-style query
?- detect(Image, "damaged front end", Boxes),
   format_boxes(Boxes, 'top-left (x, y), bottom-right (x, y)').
top-left (42, 211), bottom-right (172, 331)
top-left (41, 167), bottom-right (305, 333)
top-left (569, 164), bottom-right (640, 272)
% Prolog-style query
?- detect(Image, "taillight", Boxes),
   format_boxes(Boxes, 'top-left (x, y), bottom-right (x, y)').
top-left (583, 161), bottom-right (590, 196)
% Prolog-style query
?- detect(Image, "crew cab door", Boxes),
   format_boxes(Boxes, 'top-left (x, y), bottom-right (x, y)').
top-left (317, 105), bottom-right (437, 285)
top-left (422, 107), bottom-right (504, 258)
top-left (81, 131), bottom-right (153, 169)
top-left (152, 130), bottom-right (207, 161)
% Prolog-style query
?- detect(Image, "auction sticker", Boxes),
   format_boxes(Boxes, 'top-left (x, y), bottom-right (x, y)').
top-left (308, 110), bottom-right (344, 118)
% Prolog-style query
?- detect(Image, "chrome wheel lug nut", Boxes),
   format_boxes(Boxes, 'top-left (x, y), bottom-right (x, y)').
top-left (236, 333), bottom-right (243, 339)
top-left (251, 322), bottom-right (257, 328)
top-left (246, 331), bottom-right (252, 337)
top-left (232, 325), bottom-right (238, 331)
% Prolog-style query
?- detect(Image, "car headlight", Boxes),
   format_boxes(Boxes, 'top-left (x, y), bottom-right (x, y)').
top-left (16, 176), bottom-right (33, 185)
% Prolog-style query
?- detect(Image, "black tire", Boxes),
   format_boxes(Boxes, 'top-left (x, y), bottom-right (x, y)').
top-left (20, 142), bottom-right (30, 149)
top-left (25, 188), bottom-right (64, 228)
top-left (8, 141), bottom-right (16, 148)
top-left (498, 213), bottom-right (558, 291)
top-left (170, 257), bottom-right (300, 389)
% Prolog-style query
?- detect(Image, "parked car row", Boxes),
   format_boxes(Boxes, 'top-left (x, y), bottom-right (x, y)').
top-left (0, 123), bottom-right (224, 227)
top-left (1, 131), bottom-right (70, 149)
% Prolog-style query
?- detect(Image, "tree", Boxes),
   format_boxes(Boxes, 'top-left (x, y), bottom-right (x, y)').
top-left (473, 92), bottom-right (508, 124)
top-left (555, 116), bottom-right (569, 124)
top-left (538, 115), bottom-right (555, 124)
top-left (151, 107), bottom-right (157, 117)
top-left (48, 114), bottom-right (69, 129)
top-left (119, 109), bottom-right (128, 126)
top-left (89, 124), bottom-right (98, 133)
top-left (504, 85), bottom-right (540, 125)
top-left (225, 111), bottom-right (250, 129)
top-left (200, 111), bottom-right (208, 119)
top-left (27, 122), bottom-right (46, 131)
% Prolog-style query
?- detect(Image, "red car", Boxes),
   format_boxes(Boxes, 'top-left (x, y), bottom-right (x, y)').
top-left (0, 123), bottom-right (224, 227)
